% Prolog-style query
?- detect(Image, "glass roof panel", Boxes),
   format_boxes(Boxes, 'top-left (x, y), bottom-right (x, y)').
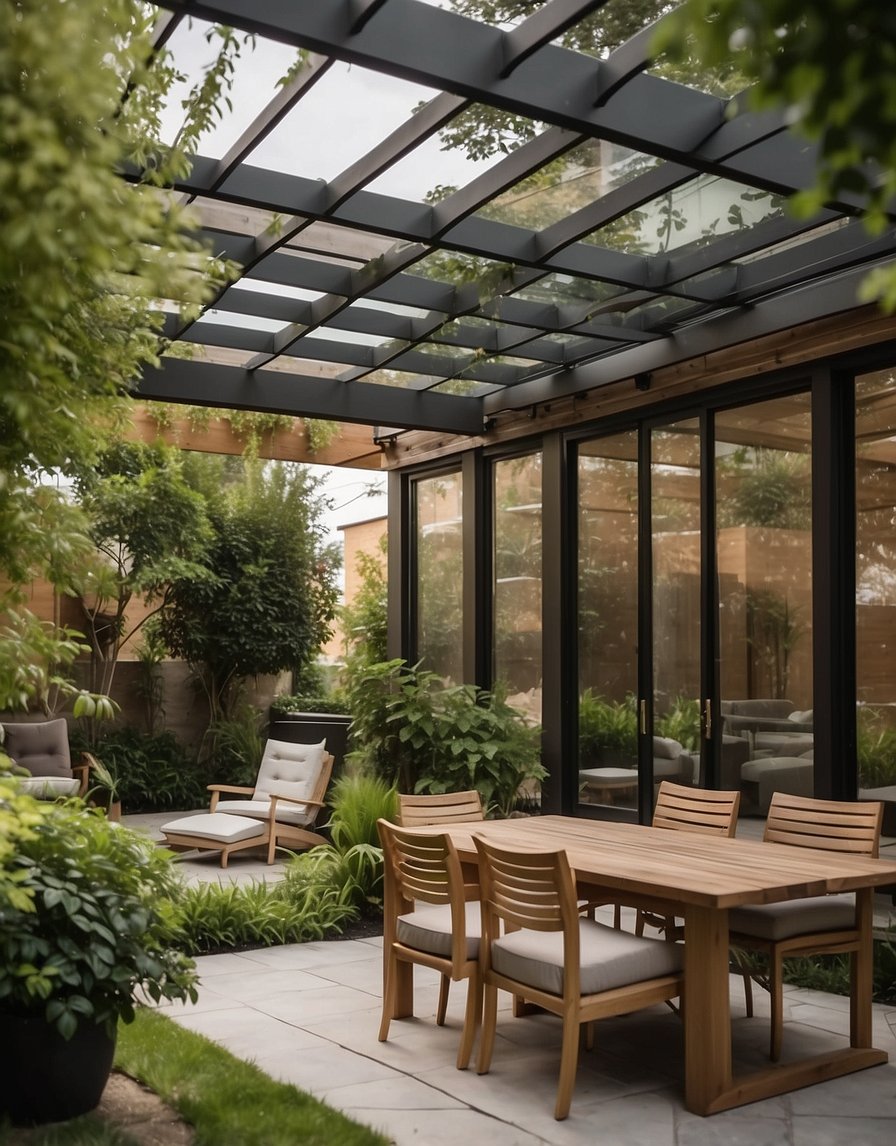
top-left (475, 141), bottom-right (661, 230)
top-left (355, 369), bottom-right (442, 389)
top-left (157, 19), bottom-right (299, 158)
top-left (195, 309), bottom-right (288, 334)
top-left (511, 273), bottom-right (626, 308)
top-left (583, 174), bottom-right (786, 256)
top-left (287, 222), bottom-right (397, 264)
top-left (232, 280), bottom-right (325, 304)
top-left (430, 378), bottom-right (504, 397)
top-left (248, 63), bottom-right (440, 182)
top-left (312, 326), bottom-right (398, 348)
top-left (368, 104), bottom-right (541, 202)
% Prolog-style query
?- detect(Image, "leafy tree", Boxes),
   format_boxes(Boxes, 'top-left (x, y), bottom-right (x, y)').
top-left (160, 458), bottom-right (340, 722)
top-left (0, 0), bottom-right (241, 712)
top-left (71, 441), bottom-right (214, 701)
top-left (657, 0), bottom-right (896, 307)
top-left (341, 537), bottom-right (389, 675)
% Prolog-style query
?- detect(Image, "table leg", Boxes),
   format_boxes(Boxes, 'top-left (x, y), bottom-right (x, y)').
top-left (850, 887), bottom-right (873, 1049)
top-left (684, 904), bottom-right (732, 1114)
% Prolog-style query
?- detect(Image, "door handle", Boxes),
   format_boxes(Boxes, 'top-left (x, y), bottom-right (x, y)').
top-left (639, 698), bottom-right (648, 735)
top-left (703, 698), bottom-right (712, 740)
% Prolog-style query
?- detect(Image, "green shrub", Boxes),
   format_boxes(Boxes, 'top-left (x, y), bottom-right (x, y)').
top-left (655, 695), bottom-right (702, 752)
top-left (346, 659), bottom-right (544, 817)
top-left (281, 774), bottom-right (397, 914)
top-left (176, 880), bottom-right (357, 956)
top-left (578, 690), bottom-right (638, 760)
top-left (271, 694), bottom-right (351, 716)
top-left (858, 706), bottom-right (896, 788)
top-left (84, 727), bottom-right (207, 813)
top-left (0, 784), bottom-right (197, 1037)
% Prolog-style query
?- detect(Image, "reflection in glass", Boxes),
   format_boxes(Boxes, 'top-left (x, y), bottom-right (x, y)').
top-left (855, 370), bottom-right (896, 795)
top-left (415, 471), bottom-right (464, 683)
top-left (715, 395), bottom-right (813, 813)
top-left (577, 433), bottom-right (639, 811)
top-left (652, 421), bottom-right (701, 794)
top-left (493, 455), bottom-right (543, 725)
top-left (477, 142), bottom-right (660, 231)
top-left (585, 174), bottom-right (785, 257)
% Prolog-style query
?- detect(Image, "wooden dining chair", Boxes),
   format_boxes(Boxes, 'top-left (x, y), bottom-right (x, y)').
top-left (397, 790), bottom-right (484, 827)
top-left (473, 835), bottom-right (685, 1120)
top-left (394, 790), bottom-right (485, 1020)
top-left (729, 791), bottom-right (883, 1061)
top-left (634, 781), bottom-right (741, 941)
top-left (376, 819), bottom-right (481, 1070)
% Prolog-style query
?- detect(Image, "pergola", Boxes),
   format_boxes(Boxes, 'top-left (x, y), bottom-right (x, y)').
top-left (140, 1), bottom-right (896, 443)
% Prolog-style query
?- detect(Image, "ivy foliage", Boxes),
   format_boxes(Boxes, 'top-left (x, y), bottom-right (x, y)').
top-left (656, 0), bottom-right (896, 308)
top-left (0, 0), bottom-right (242, 711)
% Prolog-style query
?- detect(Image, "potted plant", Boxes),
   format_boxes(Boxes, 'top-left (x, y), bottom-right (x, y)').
top-left (0, 777), bottom-right (198, 1125)
top-left (84, 753), bottom-right (123, 820)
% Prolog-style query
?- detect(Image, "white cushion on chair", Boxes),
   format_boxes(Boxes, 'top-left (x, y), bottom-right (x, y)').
top-left (18, 776), bottom-right (81, 797)
top-left (492, 918), bottom-right (683, 997)
top-left (162, 812), bottom-right (267, 844)
top-left (252, 739), bottom-right (325, 805)
top-left (729, 893), bottom-right (856, 941)
top-left (397, 902), bottom-right (481, 959)
top-left (218, 797), bottom-right (315, 827)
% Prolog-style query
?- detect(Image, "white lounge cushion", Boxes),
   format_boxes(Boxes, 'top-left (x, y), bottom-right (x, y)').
top-left (491, 918), bottom-right (683, 997)
top-left (216, 797), bottom-right (315, 827)
top-left (252, 738), bottom-right (326, 807)
top-left (729, 893), bottom-right (856, 941)
top-left (397, 901), bottom-right (481, 959)
top-left (162, 812), bottom-right (267, 844)
top-left (17, 776), bottom-right (81, 797)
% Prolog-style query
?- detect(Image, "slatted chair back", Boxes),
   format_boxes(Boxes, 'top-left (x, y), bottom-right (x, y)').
top-left (763, 792), bottom-right (882, 857)
top-left (653, 780), bottom-right (741, 837)
top-left (397, 790), bottom-right (484, 828)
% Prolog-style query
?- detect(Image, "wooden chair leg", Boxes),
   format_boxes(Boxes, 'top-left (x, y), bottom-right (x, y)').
top-left (742, 971), bottom-right (754, 1018)
top-left (634, 910), bottom-right (645, 936)
top-left (378, 953), bottom-right (396, 1043)
top-left (554, 1015), bottom-right (581, 1121)
top-left (436, 973), bottom-right (450, 1026)
top-left (456, 974), bottom-right (481, 1070)
top-left (613, 904), bottom-right (621, 929)
top-left (476, 984), bottom-right (498, 1075)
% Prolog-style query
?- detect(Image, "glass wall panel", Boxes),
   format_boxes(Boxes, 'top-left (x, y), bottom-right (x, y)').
top-left (651, 420), bottom-right (701, 794)
top-left (414, 471), bottom-right (463, 682)
top-left (577, 432), bottom-right (639, 811)
top-left (493, 454), bottom-right (543, 725)
top-left (715, 395), bottom-right (813, 814)
top-left (855, 369), bottom-right (896, 796)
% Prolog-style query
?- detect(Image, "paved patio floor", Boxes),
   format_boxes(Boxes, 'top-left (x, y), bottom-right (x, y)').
top-left (134, 813), bottom-right (896, 1144)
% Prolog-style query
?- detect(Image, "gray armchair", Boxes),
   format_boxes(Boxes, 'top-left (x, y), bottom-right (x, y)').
top-left (0, 718), bottom-right (92, 798)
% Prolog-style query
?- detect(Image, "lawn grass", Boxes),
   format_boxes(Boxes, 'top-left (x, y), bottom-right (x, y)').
top-left (115, 1009), bottom-right (391, 1146)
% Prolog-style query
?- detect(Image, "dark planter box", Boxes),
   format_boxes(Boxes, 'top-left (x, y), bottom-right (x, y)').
top-left (268, 712), bottom-right (352, 782)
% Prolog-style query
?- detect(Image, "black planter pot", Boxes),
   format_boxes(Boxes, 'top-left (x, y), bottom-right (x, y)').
top-left (0, 1013), bottom-right (117, 1126)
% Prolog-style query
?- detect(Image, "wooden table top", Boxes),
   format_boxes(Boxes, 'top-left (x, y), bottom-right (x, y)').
top-left (420, 815), bottom-right (896, 909)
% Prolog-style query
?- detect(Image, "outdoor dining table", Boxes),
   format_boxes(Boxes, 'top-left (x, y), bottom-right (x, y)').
top-left (407, 814), bottom-right (896, 1116)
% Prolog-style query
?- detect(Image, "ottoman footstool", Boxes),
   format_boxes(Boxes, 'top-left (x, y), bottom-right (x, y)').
top-left (161, 812), bottom-right (269, 868)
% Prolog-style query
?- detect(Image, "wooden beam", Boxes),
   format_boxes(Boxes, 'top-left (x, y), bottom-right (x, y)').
top-left (127, 406), bottom-right (384, 470)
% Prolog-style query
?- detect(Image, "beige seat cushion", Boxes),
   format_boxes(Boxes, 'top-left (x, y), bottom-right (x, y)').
top-left (491, 918), bottom-right (683, 997)
top-left (397, 902), bottom-right (481, 959)
top-left (162, 812), bottom-right (267, 844)
top-left (17, 776), bottom-right (81, 797)
top-left (729, 893), bottom-right (856, 941)
top-left (218, 797), bottom-right (314, 827)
